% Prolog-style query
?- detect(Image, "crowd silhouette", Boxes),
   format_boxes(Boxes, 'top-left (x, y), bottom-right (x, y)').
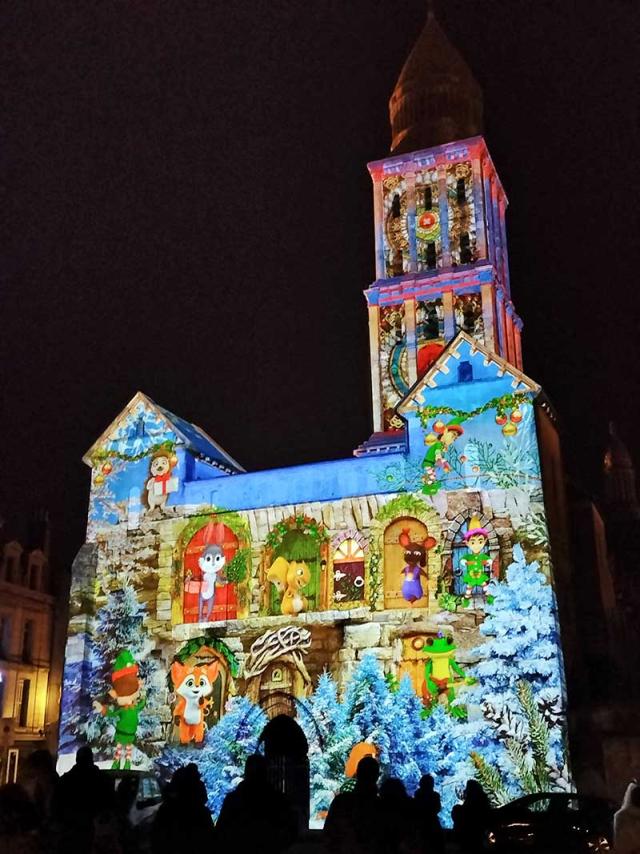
top-left (7, 746), bottom-right (632, 853)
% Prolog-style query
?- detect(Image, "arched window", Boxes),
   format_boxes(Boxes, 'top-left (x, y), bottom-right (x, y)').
top-left (332, 537), bottom-right (366, 605)
top-left (183, 520), bottom-right (241, 623)
top-left (262, 518), bottom-right (329, 616)
top-left (383, 518), bottom-right (436, 610)
top-left (442, 513), bottom-right (500, 596)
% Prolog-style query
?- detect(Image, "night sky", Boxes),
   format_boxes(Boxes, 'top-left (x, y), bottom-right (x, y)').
top-left (3, 0), bottom-right (638, 573)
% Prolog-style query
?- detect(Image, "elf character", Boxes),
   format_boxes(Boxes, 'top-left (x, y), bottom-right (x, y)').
top-left (93, 650), bottom-right (145, 769)
top-left (422, 633), bottom-right (474, 719)
top-left (145, 450), bottom-right (178, 512)
top-left (421, 417), bottom-right (464, 495)
top-left (460, 516), bottom-right (492, 604)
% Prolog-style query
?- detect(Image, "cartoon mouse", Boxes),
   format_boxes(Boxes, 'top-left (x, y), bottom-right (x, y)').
top-left (191, 544), bottom-right (227, 623)
top-left (399, 528), bottom-right (437, 603)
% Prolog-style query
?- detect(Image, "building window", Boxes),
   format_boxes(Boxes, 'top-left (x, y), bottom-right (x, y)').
top-left (16, 678), bottom-right (31, 728)
top-left (0, 616), bottom-right (10, 659)
top-left (383, 518), bottom-right (435, 610)
top-left (458, 361), bottom-right (473, 383)
top-left (22, 621), bottom-right (34, 663)
top-left (6, 749), bottom-right (19, 783)
top-left (5, 557), bottom-right (17, 583)
top-left (332, 538), bottom-right (366, 604)
top-left (460, 232), bottom-right (472, 264)
top-left (28, 564), bottom-right (40, 591)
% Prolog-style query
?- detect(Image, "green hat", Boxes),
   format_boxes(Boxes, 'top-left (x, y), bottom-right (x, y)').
top-left (112, 649), bottom-right (138, 683)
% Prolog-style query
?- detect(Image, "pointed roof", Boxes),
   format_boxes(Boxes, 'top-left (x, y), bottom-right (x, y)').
top-left (389, 8), bottom-right (483, 153)
top-left (397, 331), bottom-right (539, 414)
top-left (83, 391), bottom-right (244, 474)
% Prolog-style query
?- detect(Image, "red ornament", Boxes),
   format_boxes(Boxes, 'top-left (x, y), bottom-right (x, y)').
top-left (495, 413), bottom-right (507, 426)
top-left (433, 419), bottom-right (446, 434)
top-left (101, 462), bottom-right (113, 476)
top-left (460, 455), bottom-right (467, 463)
top-left (510, 408), bottom-right (523, 424)
top-left (418, 211), bottom-right (437, 230)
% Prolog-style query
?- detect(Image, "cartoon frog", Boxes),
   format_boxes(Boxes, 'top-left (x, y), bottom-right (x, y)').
top-left (422, 633), bottom-right (474, 719)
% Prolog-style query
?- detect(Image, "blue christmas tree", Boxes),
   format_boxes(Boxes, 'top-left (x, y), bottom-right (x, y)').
top-left (298, 671), bottom-right (359, 819)
top-left (157, 696), bottom-right (266, 817)
top-left (76, 578), bottom-right (166, 762)
top-left (386, 675), bottom-right (433, 795)
top-left (342, 654), bottom-right (396, 765)
top-left (464, 544), bottom-right (570, 801)
top-left (422, 703), bottom-right (475, 824)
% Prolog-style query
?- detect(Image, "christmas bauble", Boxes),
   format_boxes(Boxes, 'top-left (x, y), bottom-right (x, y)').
top-left (510, 408), bottom-right (523, 424)
top-left (424, 433), bottom-right (438, 446)
top-left (101, 462), bottom-right (113, 475)
top-left (502, 422), bottom-right (518, 437)
top-left (94, 473), bottom-right (105, 485)
top-left (433, 419), bottom-right (445, 434)
top-left (170, 454), bottom-right (178, 467)
top-left (495, 413), bottom-right (507, 426)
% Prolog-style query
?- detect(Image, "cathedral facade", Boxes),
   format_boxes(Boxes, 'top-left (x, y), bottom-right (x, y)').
top-left (59, 11), bottom-right (572, 824)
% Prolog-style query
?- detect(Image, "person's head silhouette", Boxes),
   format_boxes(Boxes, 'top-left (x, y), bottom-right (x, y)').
top-left (355, 756), bottom-right (380, 792)
top-left (75, 746), bottom-right (94, 769)
top-left (244, 753), bottom-right (268, 786)
top-left (419, 774), bottom-right (435, 792)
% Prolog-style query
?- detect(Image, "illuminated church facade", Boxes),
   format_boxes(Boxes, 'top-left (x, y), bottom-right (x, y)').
top-left (60, 10), bottom-right (573, 822)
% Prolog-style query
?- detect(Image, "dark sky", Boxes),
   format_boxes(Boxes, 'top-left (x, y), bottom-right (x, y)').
top-left (2, 0), bottom-right (638, 572)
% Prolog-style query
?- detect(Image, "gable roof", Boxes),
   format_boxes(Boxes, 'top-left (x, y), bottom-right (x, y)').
top-left (397, 331), bottom-right (540, 414)
top-left (82, 391), bottom-right (244, 474)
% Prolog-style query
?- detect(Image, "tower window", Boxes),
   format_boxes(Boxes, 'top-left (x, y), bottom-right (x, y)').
top-left (391, 193), bottom-right (401, 218)
top-left (425, 242), bottom-right (437, 269)
top-left (22, 620), bottom-right (34, 663)
top-left (456, 177), bottom-right (467, 204)
top-left (460, 233), bottom-right (472, 264)
top-left (17, 678), bottom-right (31, 728)
top-left (423, 187), bottom-right (432, 211)
top-left (458, 361), bottom-right (473, 383)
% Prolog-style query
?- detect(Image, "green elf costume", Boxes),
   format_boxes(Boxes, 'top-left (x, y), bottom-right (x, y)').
top-left (460, 516), bottom-right (493, 604)
top-left (421, 417), bottom-right (465, 495)
top-left (93, 649), bottom-right (145, 770)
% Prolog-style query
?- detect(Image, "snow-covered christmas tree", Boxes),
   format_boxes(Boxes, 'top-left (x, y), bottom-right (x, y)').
top-left (464, 544), bottom-right (571, 802)
top-left (158, 696), bottom-right (266, 817)
top-left (77, 573), bottom-right (166, 762)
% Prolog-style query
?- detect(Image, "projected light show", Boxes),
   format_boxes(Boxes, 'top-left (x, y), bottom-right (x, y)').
top-left (60, 47), bottom-right (571, 826)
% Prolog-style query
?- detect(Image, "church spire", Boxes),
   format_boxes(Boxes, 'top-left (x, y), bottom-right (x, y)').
top-left (389, 6), bottom-right (483, 154)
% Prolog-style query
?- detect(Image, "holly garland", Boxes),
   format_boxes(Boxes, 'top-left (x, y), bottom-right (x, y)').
top-left (265, 514), bottom-right (328, 550)
top-left (91, 440), bottom-right (176, 467)
top-left (417, 391), bottom-right (532, 428)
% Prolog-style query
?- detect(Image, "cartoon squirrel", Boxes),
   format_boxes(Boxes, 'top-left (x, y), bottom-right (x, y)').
top-left (399, 528), bottom-right (436, 604)
top-left (267, 556), bottom-right (311, 616)
top-left (170, 660), bottom-right (220, 745)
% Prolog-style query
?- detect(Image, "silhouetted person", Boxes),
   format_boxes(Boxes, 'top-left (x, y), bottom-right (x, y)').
top-left (0, 783), bottom-right (41, 853)
top-left (324, 755), bottom-right (381, 854)
top-left (414, 774), bottom-right (443, 853)
top-left (379, 777), bottom-right (419, 854)
top-left (52, 746), bottom-right (112, 854)
top-left (216, 754), bottom-right (296, 854)
top-left (20, 749), bottom-right (59, 828)
top-left (451, 779), bottom-right (492, 853)
top-left (615, 782), bottom-right (640, 854)
top-left (151, 764), bottom-right (214, 854)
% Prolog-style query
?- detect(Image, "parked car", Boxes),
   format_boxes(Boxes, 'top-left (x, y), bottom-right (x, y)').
top-left (105, 770), bottom-right (164, 828)
top-left (484, 793), bottom-right (614, 853)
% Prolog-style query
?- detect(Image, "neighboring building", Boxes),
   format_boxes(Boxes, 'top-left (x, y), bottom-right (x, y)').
top-left (59, 9), bottom-right (575, 823)
top-left (0, 511), bottom-right (65, 782)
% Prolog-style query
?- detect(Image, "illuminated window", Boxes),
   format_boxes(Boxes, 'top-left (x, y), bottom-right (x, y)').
top-left (16, 678), bottom-right (31, 728)
top-left (383, 175), bottom-right (409, 276)
top-left (416, 299), bottom-right (445, 378)
top-left (447, 162), bottom-right (476, 265)
top-left (416, 169), bottom-right (441, 272)
top-left (332, 538), bottom-right (365, 604)
top-left (182, 520), bottom-right (242, 624)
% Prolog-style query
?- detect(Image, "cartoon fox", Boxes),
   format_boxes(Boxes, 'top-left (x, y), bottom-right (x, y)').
top-left (170, 660), bottom-right (220, 745)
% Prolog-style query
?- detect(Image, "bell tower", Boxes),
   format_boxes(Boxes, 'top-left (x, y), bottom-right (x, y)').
top-left (365, 9), bottom-right (523, 434)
